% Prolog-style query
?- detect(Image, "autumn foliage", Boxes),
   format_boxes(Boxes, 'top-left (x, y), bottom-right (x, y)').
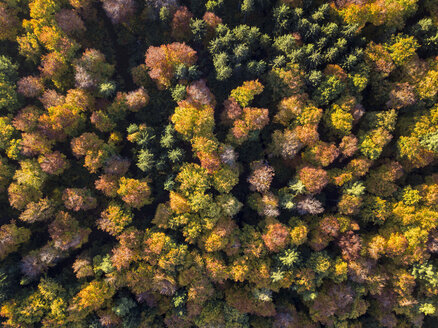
top-left (0, 1), bottom-right (437, 327)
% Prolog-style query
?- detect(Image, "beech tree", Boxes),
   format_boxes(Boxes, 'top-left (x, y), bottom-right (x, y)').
top-left (17, 76), bottom-right (44, 98)
top-left (117, 177), bottom-right (152, 209)
top-left (0, 222), bottom-right (31, 260)
top-left (62, 188), bottom-right (97, 211)
top-left (97, 202), bottom-right (133, 236)
top-left (101, 0), bottom-right (135, 24)
top-left (248, 161), bottom-right (275, 193)
top-left (19, 198), bottom-right (55, 223)
top-left (0, 3), bottom-right (20, 41)
top-left (49, 211), bottom-right (91, 251)
top-left (145, 42), bottom-right (197, 89)
top-left (171, 6), bottom-right (193, 41)
top-left (74, 49), bottom-right (114, 90)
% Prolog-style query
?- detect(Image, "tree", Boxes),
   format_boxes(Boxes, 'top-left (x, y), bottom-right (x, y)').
top-left (90, 110), bottom-right (116, 132)
top-left (95, 174), bottom-right (119, 197)
top-left (361, 195), bottom-right (391, 224)
top-left (365, 42), bottom-right (395, 76)
top-left (230, 107), bottom-right (269, 143)
top-left (98, 202), bottom-right (133, 236)
top-left (117, 177), bottom-right (152, 209)
top-left (212, 166), bottom-right (239, 193)
top-left (38, 151), bottom-right (69, 175)
top-left (38, 52), bottom-right (70, 89)
top-left (298, 166), bottom-right (328, 194)
top-left (0, 55), bottom-right (18, 82)
top-left (291, 125), bottom-right (318, 148)
top-left (171, 100), bottom-right (215, 140)
top-left (202, 12), bottom-right (222, 41)
top-left (39, 89), bottom-right (65, 109)
top-left (338, 231), bottom-right (362, 262)
top-left (248, 161), bottom-right (275, 193)
top-left (135, 148), bottom-right (154, 174)
top-left (145, 43), bottom-right (197, 89)
top-left (55, 9), bottom-right (85, 35)
top-left (397, 105), bottom-right (437, 169)
top-left (13, 159), bottom-right (47, 190)
top-left (176, 163), bottom-right (210, 195)
top-left (124, 87), bottom-right (149, 112)
top-left (171, 6), bottom-right (193, 41)
top-left (145, 0), bottom-right (178, 9)
top-left (73, 256), bottom-right (94, 279)
top-left (209, 24), bottom-right (270, 80)
top-left (230, 80), bottom-right (264, 107)
top-left (101, 0), bottom-right (135, 24)
top-left (219, 145), bottom-right (238, 167)
top-left (365, 161), bottom-right (403, 197)
top-left (338, 193), bottom-right (362, 215)
top-left (104, 156), bottom-right (131, 176)
top-left (21, 132), bottom-right (54, 157)
top-left (213, 52), bottom-right (232, 81)
top-left (0, 56), bottom-right (19, 113)
top-left (339, 135), bottom-right (358, 157)
top-left (0, 117), bottom-right (15, 150)
top-left (74, 49), bottom-right (114, 90)
top-left (38, 103), bottom-right (86, 141)
top-left (202, 217), bottom-right (237, 252)
top-left (262, 222), bottom-right (290, 252)
top-left (8, 182), bottom-right (42, 210)
top-left (267, 64), bottom-right (304, 101)
top-left (12, 106), bottom-right (42, 132)
top-left (225, 285), bottom-right (276, 317)
top-left (17, 76), bottom-right (44, 98)
top-left (296, 196), bottom-right (324, 215)
top-left (71, 133), bottom-right (110, 173)
top-left (323, 103), bottom-right (354, 137)
top-left (0, 156), bottom-right (12, 193)
top-left (0, 3), bottom-right (19, 41)
top-left (386, 34), bottom-right (419, 66)
top-left (274, 94), bottom-right (306, 127)
top-left (186, 79), bottom-right (216, 106)
top-left (386, 82), bottom-right (416, 109)
top-left (19, 198), bottom-right (55, 223)
top-left (421, 131), bottom-right (438, 153)
top-left (337, 0), bottom-right (418, 29)
top-left (71, 133), bottom-right (103, 157)
top-left (204, 254), bottom-right (229, 283)
top-left (49, 211), bottom-right (91, 251)
top-left (243, 107), bottom-right (270, 132)
top-left (0, 222), bottom-right (31, 260)
top-left (20, 243), bottom-right (65, 279)
top-left (301, 142), bottom-right (339, 167)
top-left (69, 280), bottom-right (116, 319)
top-left (62, 188), bottom-right (97, 211)
top-left (222, 98), bottom-right (243, 124)
top-left (169, 191), bottom-right (190, 215)
top-left (312, 75), bottom-right (345, 106)
top-left (196, 150), bottom-right (221, 174)
top-left (359, 128), bottom-right (393, 161)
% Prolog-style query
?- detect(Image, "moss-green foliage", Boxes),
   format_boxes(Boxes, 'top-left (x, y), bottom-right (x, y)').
top-left (209, 24), bottom-right (270, 81)
top-left (0, 56), bottom-right (20, 113)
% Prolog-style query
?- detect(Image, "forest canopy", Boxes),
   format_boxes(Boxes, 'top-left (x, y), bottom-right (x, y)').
top-left (0, 0), bottom-right (438, 327)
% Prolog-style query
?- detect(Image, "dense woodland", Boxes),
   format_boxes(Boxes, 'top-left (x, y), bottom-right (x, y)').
top-left (0, 0), bottom-right (437, 327)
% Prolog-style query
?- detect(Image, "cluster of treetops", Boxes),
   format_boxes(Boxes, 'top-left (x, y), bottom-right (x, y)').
top-left (0, 0), bottom-right (437, 327)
